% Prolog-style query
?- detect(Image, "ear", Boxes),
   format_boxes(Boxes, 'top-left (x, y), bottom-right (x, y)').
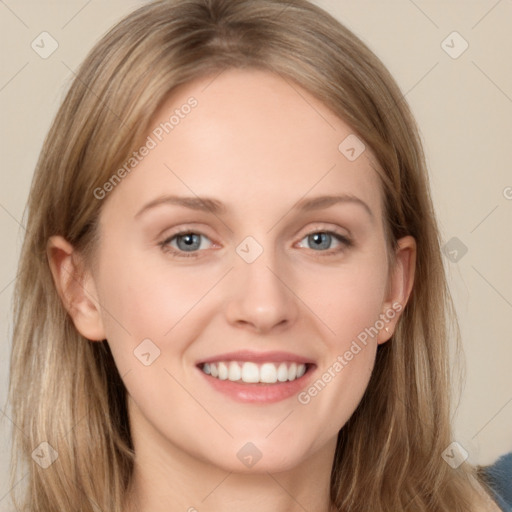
top-left (47, 235), bottom-right (106, 341)
top-left (377, 235), bottom-right (416, 344)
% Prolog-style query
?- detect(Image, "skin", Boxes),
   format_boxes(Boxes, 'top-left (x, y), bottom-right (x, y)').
top-left (48, 68), bottom-right (416, 512)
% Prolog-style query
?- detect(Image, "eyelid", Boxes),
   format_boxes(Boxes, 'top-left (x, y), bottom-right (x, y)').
top-left (158, 222), bottom-right (353, 259)
top-left (159, 227), bottom-right (217, 254)
top-left (295, 222), bottom-right (351, 240)
top-left (294, 229), bottom-right (352, 254)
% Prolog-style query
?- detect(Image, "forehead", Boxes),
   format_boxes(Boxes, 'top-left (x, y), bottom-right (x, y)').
top-left (103, 68), bottom-right (383, 222)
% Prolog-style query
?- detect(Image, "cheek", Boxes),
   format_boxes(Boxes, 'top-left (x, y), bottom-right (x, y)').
top-left (93, 248), bottom-right (228, 385)
top-left (312, 257), bottom-right (389, 346)
top-left (96, 250), bottom-right (210, 337)
top-left (299, 257), bottom-right (388, 425)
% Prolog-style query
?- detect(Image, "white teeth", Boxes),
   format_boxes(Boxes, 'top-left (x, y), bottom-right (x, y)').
top-left (201, 361), bottom-right (308, 383)
top-left (260, 363), bottom-right (277, 383)
top-left (241, 362), bottom-right (260, 383)
top-left (228, 361), bottom-right (241, 381)
top-left (277, 362), bottom-right (288, 382)
top-left (218, 362), bottom-right (228, 380)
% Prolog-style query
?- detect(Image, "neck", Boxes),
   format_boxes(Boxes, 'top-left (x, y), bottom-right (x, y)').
top-left (125, 466), bottom-right (336, 512)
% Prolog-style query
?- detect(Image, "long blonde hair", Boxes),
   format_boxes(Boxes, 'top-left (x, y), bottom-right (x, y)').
top-left (9, 0), bottom-right (500, 510)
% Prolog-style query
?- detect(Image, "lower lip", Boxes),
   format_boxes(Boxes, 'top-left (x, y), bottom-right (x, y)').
top-left (197, 365), bottom-right (316, 404)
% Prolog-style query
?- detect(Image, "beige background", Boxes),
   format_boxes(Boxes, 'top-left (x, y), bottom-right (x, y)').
top-left (1, 0), bottom-right (511, 506)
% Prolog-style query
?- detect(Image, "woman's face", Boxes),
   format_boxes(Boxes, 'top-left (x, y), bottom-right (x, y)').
top-left (65, 68), bottom-right (415, 473)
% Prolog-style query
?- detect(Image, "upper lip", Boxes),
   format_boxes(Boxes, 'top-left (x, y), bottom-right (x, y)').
top-left (197, 350), bottom-right (315, 365)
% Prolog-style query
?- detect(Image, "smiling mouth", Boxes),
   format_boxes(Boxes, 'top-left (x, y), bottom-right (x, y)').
top-left (198, 361), bottom-right (313, 384)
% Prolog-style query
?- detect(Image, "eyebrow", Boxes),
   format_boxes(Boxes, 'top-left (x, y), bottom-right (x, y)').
top-left (134, 193), bottom-right (374, 220)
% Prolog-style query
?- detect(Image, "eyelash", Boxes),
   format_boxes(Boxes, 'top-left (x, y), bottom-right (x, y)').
top-left (158, 228), bottom-right (353, 259)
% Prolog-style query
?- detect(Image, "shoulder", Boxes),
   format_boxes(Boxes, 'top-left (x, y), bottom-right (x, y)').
top-left (474, 481), bottom-right (506, 512)
top-left (479, 453), bottom-right (512, 512)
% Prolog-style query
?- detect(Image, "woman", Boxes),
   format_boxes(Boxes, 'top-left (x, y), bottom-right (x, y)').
top-left (8, 0), bottom-right (504, 510)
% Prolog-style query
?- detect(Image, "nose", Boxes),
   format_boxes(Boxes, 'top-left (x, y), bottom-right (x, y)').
top-left (224, 246), bottom-right (299, 334)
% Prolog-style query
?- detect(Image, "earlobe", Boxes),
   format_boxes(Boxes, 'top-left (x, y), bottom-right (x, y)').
top-left (378, 235), bottom-right (417, 344)
top-left (46, 235), bottom-right (106, 341)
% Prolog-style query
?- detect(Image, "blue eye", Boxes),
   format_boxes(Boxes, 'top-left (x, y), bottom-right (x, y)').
top-left (159, 231), bottom-right (213, 258)
top-left (159, 229), bottom-right (352, 259)
top-left (297, 231), bottom-right (352, 253)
